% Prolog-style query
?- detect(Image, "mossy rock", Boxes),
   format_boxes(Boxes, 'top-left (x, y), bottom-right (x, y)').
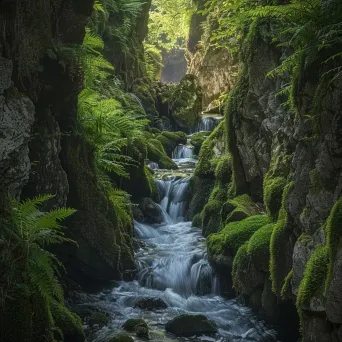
top-left (134, 297), bottom-right (167, 310)
top-left (215, 154), bottom-right (232, 184)
top-left (165, 314), bottom-right (217, 337)
top-left (192, 213), bottom-right (203, 228)
top-left (263, 177), bottom-right (287, 219)
top-left (195, 121), bottom-right (225, 178)
top-left (207, 215), bottom-right (272, 261)
top-left (201, 199), bottom-right (224, 237)
top-left (109, 334), bottom-right (134, 342)
top-left (122, 318), bottom-right (148, 332)
top-left (156, 131), bottom-right (187, 156)
top-left (188, 176), bottom-right (215, 219)
top-left (247, 223), bottom-right (275, 272)
top-left (221, 194), bottom-right (260, 225)
top-left (147, 138), bottom-right (178, 170)
top-left (51, 301), bottom-right (85, 342)
top-left (169, 74), bottom-right (202, 128)
top-left (88, 311), bottom-right (109, 327)
top-left (191, 131), bottom-right (211, 154)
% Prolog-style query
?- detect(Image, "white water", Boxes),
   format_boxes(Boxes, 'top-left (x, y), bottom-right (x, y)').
top-left (191, 116), bottom-right (223, 133)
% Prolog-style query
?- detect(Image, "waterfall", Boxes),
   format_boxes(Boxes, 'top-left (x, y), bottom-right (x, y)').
top-left (192, 116), bottom-right (223, 133)
top-left (155, 176), bottom-right (190, 223)
top-left (82, 125), bottom-right (279, 342)
top-left (172, 145), bottom-right (194, 159)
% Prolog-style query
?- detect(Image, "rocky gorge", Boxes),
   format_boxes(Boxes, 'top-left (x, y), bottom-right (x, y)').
top-left (1, 0), bottom-right (342, 342)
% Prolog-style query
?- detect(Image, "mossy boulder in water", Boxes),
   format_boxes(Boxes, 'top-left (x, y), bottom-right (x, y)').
top-left (88, 311), bottom-right (109, 327)
top-left (122, 318), bottom-right (148, 332)
top-left (191, 131), bottom-right (210, 154)
top-left (165, 314), bottom-right (217, 337)
top-left (156, 131), bottom-right (187, 156)
top-left (109, 334), bottom-right (134, 342)
top-left (169, 74), bottom-right (202, 128)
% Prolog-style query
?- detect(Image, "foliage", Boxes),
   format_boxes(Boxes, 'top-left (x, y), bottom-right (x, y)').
top-left (1, 195), bottom-right (77, 339)
top-left (263, 177), bottom-right (287, 219)
top-left (147, 0), bottom-right (195, 51)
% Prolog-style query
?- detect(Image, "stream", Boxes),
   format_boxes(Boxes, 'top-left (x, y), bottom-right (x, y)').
top-left (82, 118), bottom-right (279, 342)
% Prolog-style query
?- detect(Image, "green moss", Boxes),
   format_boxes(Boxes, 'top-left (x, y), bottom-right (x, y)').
top-left (325, 197), bottom-right (342, 291)
top-left (207, 215), bottom-right (271, 259)
top-left (263, 177), bottom-right (287, 219)
top-left (192, 213), bottom-right (203, 228)
top-left (88, 311), bottom-right (109, 327)
top-left (109, 334), bottom-right (134, 342)
top-left (51, 301), bottom-right (85, 342)
top-left (191, 131), bottom-right (211, 154)
top-left (221, 194), bottom-right (259, 225)
top-left (247, 223), bottom-right (274, 272)
top-left (195, 121), bottom-right (225, 178)
top-left (147, 138), bottom-right (177, 170)
top-left (169, 74), bottom-right (202, 127)
top-left (201, 199), bottom-right (225, 236)
top-left (232, 243), bottom-right (250, 293)
top-left (151, 127), bottom-right (161, 134)
top-left (269, 182), bottom-right (294, 295)
top-left (297, 245), bottom-right (328, 311)
top-left (156, 131), bottom-right (187, 156)
top-left (122, 318), bottom-right (148, 332)
top-left (188, 176), bottom-right (215, 219)
top-left (215, 154), bottom-right (232, 184)
top-left (281, 269), bottom-right (294, 301)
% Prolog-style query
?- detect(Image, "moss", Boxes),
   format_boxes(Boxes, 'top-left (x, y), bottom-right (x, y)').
top-left (156, 131), bottom-right (187, 156)
top-left (269, 182), bottom-right (294, 295)
top-left (88, 312), bottom-right (109, 327)
top-left (109, 334), bottom-right (134, 342)
top-left (207, 215), bottom-right (271, 259)
top-left (51, 301), bottom-right (85, 342)
top-left (122, 318), bottom-right (148, 332)
top-left (247, 223), bottom-right (274, 272)
top-left (192, 213), bottom-right (203, 228)
top-left (221, 194), bottom-right (260, 225)
top-left (296, 245), bottom-right (328, 312)
top-left (325, 197), bottom-right (342, 291)
top-left (232, 243), bottom-right (250, 293)
top-left (215, 154), bottom-right (232, 184)
top-left (281, 269), bottom-right (294, 301)
top-left (151, 127), bottom-right (161, 134)
top-left (188, 176), bottom-right (215, 219)
top-left (201, 199), bottom-right (225, 237)
top-left (194, 121), bottom-right (225, 178)
top-left (169, 74), bottom-right (202, 127)
top-left (190, 131), bottom-right (211, 154)
top-left (147, 138), bottom-right (177, 170)
top-left (263, 177), bottom-right (287, 219)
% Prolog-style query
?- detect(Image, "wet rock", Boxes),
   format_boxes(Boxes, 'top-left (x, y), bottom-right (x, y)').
top-left (139, 197), bottom-right (163, 224)
top-left (136, 325), bottom-right (150, 339)
top-left (165, 314), bottom-right (217, 337)
top-left (88, 312), bottom-right (109, 327)
top-left (122, 318), bottom-right (148, 332)
top-left (133, 297), bottom-right (167, 310)
top-left (109, 334), bottom-right (134, 342)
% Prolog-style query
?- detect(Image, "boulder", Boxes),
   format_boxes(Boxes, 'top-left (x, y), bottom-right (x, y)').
top-left (109, 334), bottom-right (134, 342)
top-left (134, 297), bottom-right (167, 310)
top-left (165, 314), bottom-right (217, 337)
top-left (122, 318), bottom-right (150, 340)
top-left (139, 197), bottom-right (163, 224)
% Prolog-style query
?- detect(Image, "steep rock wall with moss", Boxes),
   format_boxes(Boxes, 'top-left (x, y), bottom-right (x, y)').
top-left (190, 17), bottom-right (342, 342)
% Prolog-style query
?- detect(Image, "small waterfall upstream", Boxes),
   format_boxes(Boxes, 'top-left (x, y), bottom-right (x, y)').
top-left (82, 127), bottom-right (279, 342)
top-left (191, 116), bottom-right (223, 133)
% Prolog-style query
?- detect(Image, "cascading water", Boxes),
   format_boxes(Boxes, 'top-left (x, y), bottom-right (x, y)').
top-left (192, 116), bottom-right (223, 133)
top-left (81, 127), bottom-right (279, 342)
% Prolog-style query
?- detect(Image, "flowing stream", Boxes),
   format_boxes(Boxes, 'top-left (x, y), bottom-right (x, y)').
top-left (82, 124), bottom-right (279, 342)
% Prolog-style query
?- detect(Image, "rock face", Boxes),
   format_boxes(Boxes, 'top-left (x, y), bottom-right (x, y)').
top-left (165, 314), bottom-right (217, 337)
top-left (188, 10), bottom-right (342, 342)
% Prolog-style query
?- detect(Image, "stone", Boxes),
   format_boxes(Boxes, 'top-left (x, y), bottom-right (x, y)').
top-left (109, 334), bottom-right (134, 342)
top-left (88, 312), bottom-right (109, 327)
top-left (165, 314), bottom-right (217, 337)
top-left (133, 297), bottom-right (167, 310)
top-left (122, 318), bottom-right (148, 332)
top-left (139, 197), bottom-right (163, 224)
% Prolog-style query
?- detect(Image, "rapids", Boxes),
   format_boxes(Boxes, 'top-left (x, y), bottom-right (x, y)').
top-left (82, 126), bottom-right (279, 342)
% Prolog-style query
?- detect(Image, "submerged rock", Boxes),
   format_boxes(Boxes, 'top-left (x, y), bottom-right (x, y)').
top-left (134, 297), bottom-right (168, 310)
top-left (123, 318), bottom-right (150, 339)
top-left (165, 314), bottom-right (217, 337)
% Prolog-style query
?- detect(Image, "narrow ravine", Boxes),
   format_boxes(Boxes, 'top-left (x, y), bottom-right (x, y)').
top-left (81, 121), bottom-right (279, 342)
